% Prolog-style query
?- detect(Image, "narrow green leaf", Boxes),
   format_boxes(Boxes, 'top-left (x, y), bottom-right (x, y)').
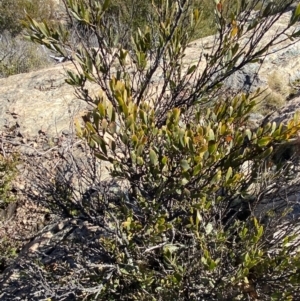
top-left (92, 134), bottom-right (107, 156)
top-left (86, 122), bottom-right (96, 134)
top-left (208, 141), bottom-right (217, 154)
top-left (110, 140), bottom-right (116, 152)
top-left (290, 3), bottom-right (300, 25)
top-left (209, 260), bottom-right (217, 271)
top-left (139, 109), bottom-right (147, 125)
top-left (107, 104), bottom-right (115, 122)
top-left (245, 129), bottom-right (252, 140)
top-left (193, 163), bottom-right (202, 176)
top-left (149, 149), bottom-right (158, 166)
top-left (121, 133), bottom-right (128, 144)
top-left (262, 2), bottom-right (273, 18)
top-left (136, 145), bottom-right (144, 156)
top-left (75, 119), bottom-right (82, 137)
top-left (98, 103), bottom-right (106, 117)
top-left (208, 129), bottom-right (215, 141)
top-left (225, 167), bottom-right (232, 183)
top-left (187, 65), bottom-right (196, 75)
top-left (102, 0), bottom-right (111, 11)
top-left (257, 137), bottom-right (272, 147)
top-left (196, 210), bottom-right (201, 229)
top-left (258, 146), bottom-right (273, 160)
top-left (94, 152), bottom-right (108, 161)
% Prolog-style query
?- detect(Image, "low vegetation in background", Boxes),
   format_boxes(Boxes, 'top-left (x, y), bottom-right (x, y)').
top-left (0, 0), bottom-right (57, 77)
top-left (255, 71), bottom-right (291, 114)
top-left (255, 70), bottom-right (300, 115)
top-left (0, 34), bottom-right (52, 78)
top-left (0, 0), bottom-right (297, 300)
top-left (0, 0), bottom-right (57, 37)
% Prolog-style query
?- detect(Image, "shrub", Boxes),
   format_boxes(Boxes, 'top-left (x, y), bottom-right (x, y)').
top-left (24, 0), bottom-right (300, 299)
top-left (0, 0), bottom-right (58, 77)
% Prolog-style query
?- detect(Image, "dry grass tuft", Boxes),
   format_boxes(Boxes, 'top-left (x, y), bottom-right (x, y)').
top-left (268, 71), bottom-right (292, 99)
top-left (254, 87), bottom-right (286, 115)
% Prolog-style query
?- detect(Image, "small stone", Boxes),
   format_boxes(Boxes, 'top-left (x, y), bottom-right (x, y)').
top-left (42, 143), bottom-right (51, 151)
top-left (16, 164), bottom-right (25, 172)
top-left (62, 130), bottom-right (70, 136)
top-left (19, 146), bottom-right (35, 156)
top-left (13, 181), bottom-right (25, 190)
top-left (29, 243), bottom-right (39, 253)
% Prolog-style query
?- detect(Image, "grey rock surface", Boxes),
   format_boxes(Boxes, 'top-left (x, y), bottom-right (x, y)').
top-left (0, 63), bottom-right (88, 139)
top-left (224, 63), bottom-right (265, 93)
top-left (269, 96), bottom-right (300, 125)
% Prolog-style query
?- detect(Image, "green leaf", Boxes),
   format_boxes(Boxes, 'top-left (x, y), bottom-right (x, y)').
top-left (208, 141), bottom-right (217, 154)
top-left (95, 152), bottom-right (108, 161)
top-left (187, 65), bottom-right (196, 75)
top-left (98, 103), bottom-right (106, 117)
top-left (262, 2), bottom-right (273, 18)
top-left (254, 225), bottom-right (263, 243)
top-left (85, 54), bottom-right (93, 73)
top-left (245, 129), bottom-right (252, 141)
top-left (257, 137), bottom-right (272, 147)
top-left (161, 156), bottom-right (168, 165)
top-left (211, 170), bottom-right (221, 184)
top-left (136, 145), bottom-right (144, 156)
top-left (107, 104), bottom-right (115, 122)
top-left (239, 227), bottom-right (248, 240)
top-left (131, 134), bottom-right (138, 146)
top-left (258, 146), bottom-right (273, 160)
top-left (125, 115), bottom-right (134, 128)
top-left (172, 108), bottom-right (181, 121)
top-left (110, 140), bottom-right (116, 152)
top-left (86, 122), bottom-right (96, 134)
top-left (244, 252), bottom-right (250, 265)
top-left (149, 149), bottom-right (158, 166)
top-left (180, 160), bottom-right (190, 171)
top-left (139, 109), bottom-right (148, 125)
top-left (193, 163), bottom-right (202, 176)
top-left (225, 167), bottom-right (232, 183)
top-left (121, 133), bottom-right (128, 144)
top-left (208, 260), bottom-right (217, 271)
top-left (137, 157), bottom-right (144, 165)
top-left (92, 135), bottom-right (107, 156)
top-left (208, 129), bottom-right (215, 141)
top-left (181, 178), bottom-right (189, 185)
top-left (290, 3), bottom-right (300, 25)
top-left (102, 0), bottom-right (111, 11)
